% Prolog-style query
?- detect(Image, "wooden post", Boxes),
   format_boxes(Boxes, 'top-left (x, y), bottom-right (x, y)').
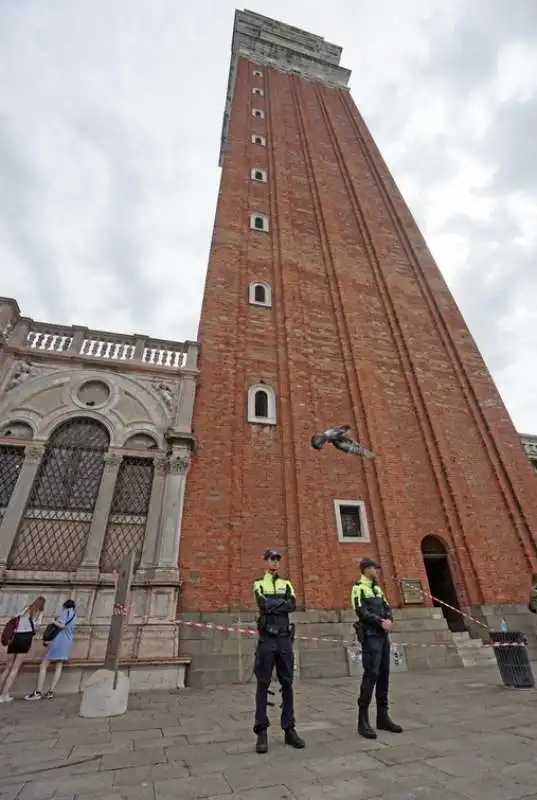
top-left (104, 552), bottom-right (135, 687)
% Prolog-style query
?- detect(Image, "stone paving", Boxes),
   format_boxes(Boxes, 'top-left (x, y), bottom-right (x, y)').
top-left (1, 664), bottom-right (537, 799)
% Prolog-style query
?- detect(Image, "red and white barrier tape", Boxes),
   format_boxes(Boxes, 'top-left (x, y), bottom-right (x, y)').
top-left (111, 584), bottom-right (528, 649)
top-left (172, 618), bottom-right (526, 649)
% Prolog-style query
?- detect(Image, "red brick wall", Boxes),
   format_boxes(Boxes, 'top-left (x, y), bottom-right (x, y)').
top-left (178, 57), bottom-right (537, 613)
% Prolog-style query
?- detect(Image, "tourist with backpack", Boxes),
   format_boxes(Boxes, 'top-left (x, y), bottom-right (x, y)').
top-left (25, 599), bottom-right (77, 700)
top-left (0, 596), bottom-right (46, 703)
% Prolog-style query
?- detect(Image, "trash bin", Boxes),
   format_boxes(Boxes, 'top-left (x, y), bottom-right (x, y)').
top-left (489, 631), bottom-right (535, 688)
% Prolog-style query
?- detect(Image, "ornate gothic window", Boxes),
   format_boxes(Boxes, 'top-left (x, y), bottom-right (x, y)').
top-left (99, 456), bottom-right (155, 573)
top-left (0, 446), bottom-right (24, 524)
top-left (7, 418), bottom-right (109, 571)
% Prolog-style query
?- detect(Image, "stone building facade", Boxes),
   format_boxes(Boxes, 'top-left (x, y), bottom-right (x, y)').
top-left (0, 296), bottom-right (198, 669)
top-left (522, 434), bottom-right (537, 472)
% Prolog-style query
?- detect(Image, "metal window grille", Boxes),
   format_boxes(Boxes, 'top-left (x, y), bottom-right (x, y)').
top-left (0, 446), bottom-right (24, 522)
top-left (7, 418), bottom-right (109, 571)
top-left (99, 457), bottom-right (154, 573)
top-left (339, 506), bottom-right (362, 538)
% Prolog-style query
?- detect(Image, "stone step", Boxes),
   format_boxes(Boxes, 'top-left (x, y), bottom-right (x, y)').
top-left (459, 651), bottom-right (497, 667)
top-left (188, 668), bottom-right (254, 688)
top-left (452, 638), bottom-right (485, 649)
top-left (300, 661), bottom-right (349, 680)
top-left (188, 654), bottom-right (255, 673)
top-left (181, 637), bottom-right (258, 656)
top-left (405, 650), bottom-right (463, 670)
top-left (298, 647), bottom-right (347, 667)
top-left (391, 630), bottom-right (454, 645)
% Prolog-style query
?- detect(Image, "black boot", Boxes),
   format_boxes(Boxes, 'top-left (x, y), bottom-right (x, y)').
top-left (256, 731), bottom-right (268, 753)
top-left (357, 707), bottom-right (377, 739)
top-left (376, 708), bottom-right (403, 733)
top-left (284, 728), bottom-right (305, 749)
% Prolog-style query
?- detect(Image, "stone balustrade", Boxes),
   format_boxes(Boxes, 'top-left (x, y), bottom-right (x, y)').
top-left (4, 316), bottom-right (198, 372)
top-left (521, 434), bottom-right (537, 463)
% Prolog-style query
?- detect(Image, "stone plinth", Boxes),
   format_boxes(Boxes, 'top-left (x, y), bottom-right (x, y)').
top-left (79, 668), bottom-right (129, 718)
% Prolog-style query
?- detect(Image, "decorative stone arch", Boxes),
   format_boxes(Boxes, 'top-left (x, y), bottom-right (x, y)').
top-left (121, 429), bottom-right (161, 450)
top-left (1, 367), bottom-right (173, 448)
top-left (40, 407), bottom-right (117, 447)
top-left (247, 383), bottom-right (277, 425)
top-left (0, 417), bottom-right (37, 440)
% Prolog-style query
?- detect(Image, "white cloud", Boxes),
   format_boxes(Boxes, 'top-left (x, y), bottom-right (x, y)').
top-left (1, 0), bottom-right (536, 432)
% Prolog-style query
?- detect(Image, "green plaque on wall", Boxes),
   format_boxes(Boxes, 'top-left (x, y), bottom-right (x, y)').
top-left (401, 578), bottom-right (423, 605)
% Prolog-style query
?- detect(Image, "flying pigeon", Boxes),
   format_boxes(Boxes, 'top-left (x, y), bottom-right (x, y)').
top-left (311, 424), bottom-right (376, 459)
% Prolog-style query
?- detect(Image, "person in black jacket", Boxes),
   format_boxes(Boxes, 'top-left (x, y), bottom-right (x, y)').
top-left (351, 558), bottom-right (403, 739)
top-left (252, 548), bottom-right (305, 754)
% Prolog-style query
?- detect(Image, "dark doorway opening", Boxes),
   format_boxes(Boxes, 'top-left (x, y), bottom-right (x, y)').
top-left (421, 536), bottom-right (465, 632)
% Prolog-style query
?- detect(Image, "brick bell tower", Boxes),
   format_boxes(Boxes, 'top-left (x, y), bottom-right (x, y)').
top-left (179, 9), bottom-right (537, 617)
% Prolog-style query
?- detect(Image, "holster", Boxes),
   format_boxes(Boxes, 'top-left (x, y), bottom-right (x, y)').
top-left (289, 623), bottom-right (296, 642)
top-left (257, 611), bottom-right (290, 637)
top-left (353, 620), bottom-right (364, 644)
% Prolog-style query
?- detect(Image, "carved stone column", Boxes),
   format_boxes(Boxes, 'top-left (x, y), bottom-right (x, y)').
top-left (155, 448), bottom-right (191, 568)
top-left (0, 443), bottom-right (45, 568)
top-left (79, 451), bottom-right (122, 570)
top-left (139, 455), bottom-right (168, 568)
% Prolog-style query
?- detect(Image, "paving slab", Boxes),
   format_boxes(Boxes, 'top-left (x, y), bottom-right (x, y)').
top-left (0, 663), bottom-right (537, 799)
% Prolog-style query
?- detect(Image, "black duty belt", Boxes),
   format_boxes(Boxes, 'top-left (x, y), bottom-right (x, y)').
top-left (258, 615), bottom-right (292, 637)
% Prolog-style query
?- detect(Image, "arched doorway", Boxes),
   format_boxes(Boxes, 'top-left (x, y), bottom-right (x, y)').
top-left (421, 536), bottom-right (465, 632)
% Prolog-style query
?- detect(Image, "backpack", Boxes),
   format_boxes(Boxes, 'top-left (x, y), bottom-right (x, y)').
top-left (1, 616), bottom-right (19, 647)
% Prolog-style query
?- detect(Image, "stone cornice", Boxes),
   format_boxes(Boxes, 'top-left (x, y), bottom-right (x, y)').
top-left (219, 10), bottom-right (351, 166)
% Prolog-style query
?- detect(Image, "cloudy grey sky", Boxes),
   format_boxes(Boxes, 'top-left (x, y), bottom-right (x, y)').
top-left (1, 1), bottom-right (536, 433)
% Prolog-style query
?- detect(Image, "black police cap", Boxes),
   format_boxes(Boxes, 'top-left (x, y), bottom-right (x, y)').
top-left (360, 557), bottom-right (380, 572)
top-left (264, 548), bottom-right (281, 561)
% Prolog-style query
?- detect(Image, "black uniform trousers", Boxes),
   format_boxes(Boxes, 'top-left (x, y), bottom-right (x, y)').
top-left (358, 632), bottom-right (391, 710)
top-left (253, 633), bottom-right (295, 733)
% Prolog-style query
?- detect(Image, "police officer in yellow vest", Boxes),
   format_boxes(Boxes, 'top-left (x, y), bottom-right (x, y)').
top-left (352, 557), bottom-right (403, 739)
top-left (253, 548), bottom-right (305, 754)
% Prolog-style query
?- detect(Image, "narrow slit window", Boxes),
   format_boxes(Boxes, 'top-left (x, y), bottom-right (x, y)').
top-left (254, 285), bottom-right (266, 303)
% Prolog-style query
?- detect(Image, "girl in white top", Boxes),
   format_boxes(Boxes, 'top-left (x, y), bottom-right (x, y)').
top-left (0, 596), bottom-right (45, 703)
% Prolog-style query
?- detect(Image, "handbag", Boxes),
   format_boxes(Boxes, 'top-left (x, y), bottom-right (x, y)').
top-left (43, 611), bottom-right (75, 645)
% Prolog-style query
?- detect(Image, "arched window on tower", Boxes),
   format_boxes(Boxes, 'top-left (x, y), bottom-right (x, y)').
top-left (251, 168), bottom-right (267, 183)
top-left (7, 418), bottom-right (109, 571)
top-left (247, 384), bottom-right (277, 425)
top-left (248, 281), bottom-right (272, 308)
top-left (250, 213), bottom-right (269, 232)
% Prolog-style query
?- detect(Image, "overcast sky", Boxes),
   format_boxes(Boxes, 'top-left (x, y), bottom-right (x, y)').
top-left (1, 1), bottom-right (536, 433)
